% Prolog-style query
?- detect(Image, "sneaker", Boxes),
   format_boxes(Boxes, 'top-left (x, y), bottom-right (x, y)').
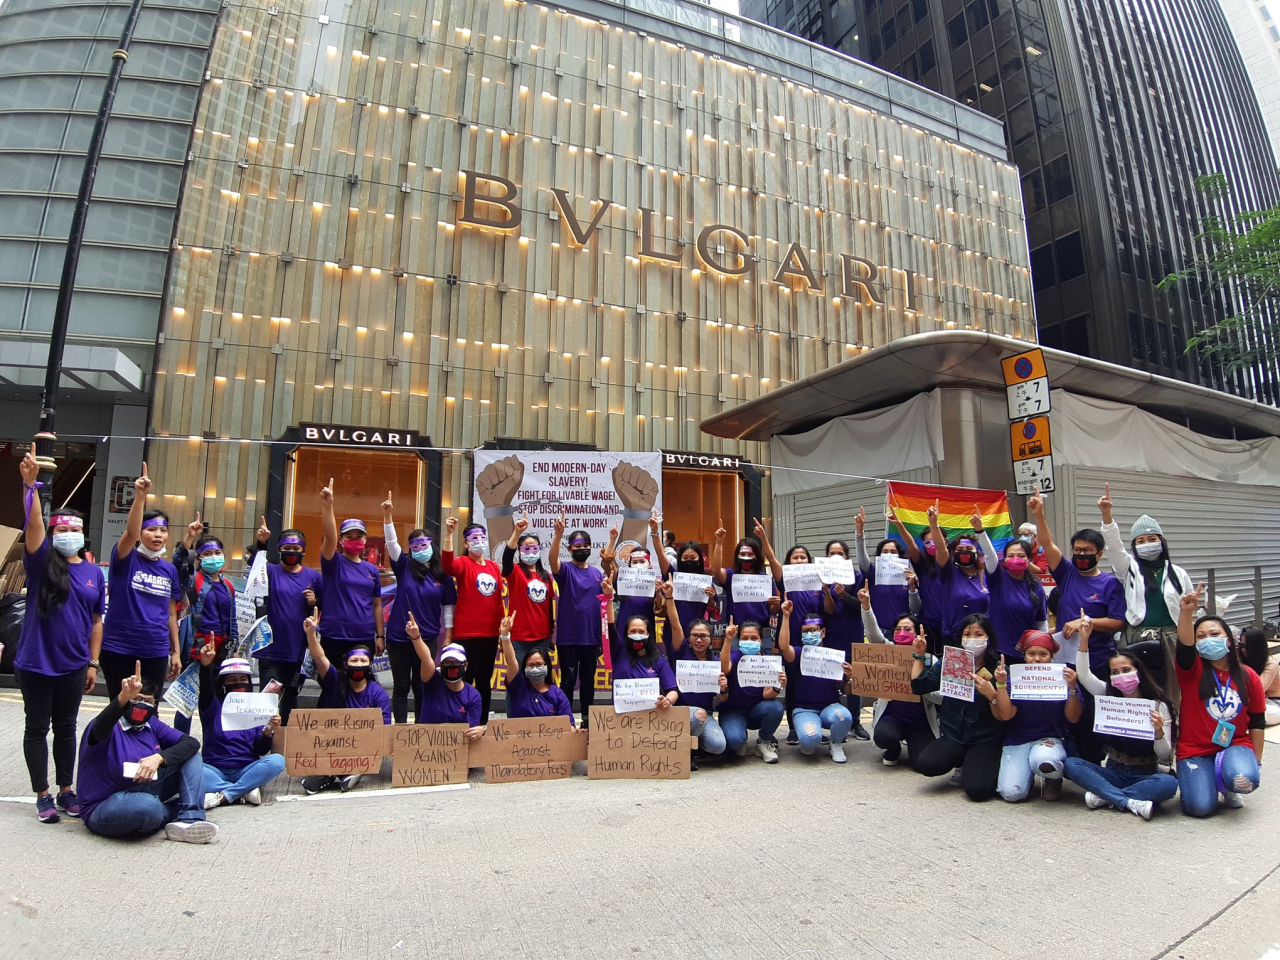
top-left (241, 788), bottom-right (262, 806)
top-left (1041, 778), bottom-right (1063, 802)
top-left (852, 723), bottom-right (871, 741)
top-left (881, 749), bottom-right (900, 767)
top-left (949, 767), bottom-right (964, 786)
top-left (36, 794), bottom-right (60, 824)
top-left (1084, 791), bottom-right (1110, 810)
top-left (1223, 791), bottom-right (1245, 809)
top-left (204, 792), bottom-right (226, 810)
top-left (830, 742), bottom-right (848, 763)
top-left (1127, 798), bottom-right (1154, 820)
top-left (164, 820), bottom-right (220, 844)
top-left (301, 776), bottom-right (333, 795)
top-left (786, 730), bottom-right (799, 746)
top-left (54, 790), bottom-right (80, 818)
top-left (756, 740), bottom-right (779, 764)
top-left (820, 735), bottom-right (830, 745)
top-left (338, 773), bottom-right (363, 792)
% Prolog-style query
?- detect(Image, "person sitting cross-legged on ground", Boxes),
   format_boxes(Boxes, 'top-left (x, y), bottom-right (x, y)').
top-left (196, 644), bottom-right (286, 810)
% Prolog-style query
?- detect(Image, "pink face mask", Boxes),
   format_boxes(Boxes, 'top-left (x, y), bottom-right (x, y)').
top-left (342, 539), bottom-right (364, 553)
top-left (1004, 556), bottom-right (1029, 574)
top-left (892, 630), bottom-right (916, 645)
top-left (923, 541), bottom-right (937, 557)
top-left (1111, 671), bottom-right (1141, 694)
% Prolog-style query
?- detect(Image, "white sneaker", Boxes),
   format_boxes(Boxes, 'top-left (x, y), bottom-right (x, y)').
top-left (1223, 791), bottom-right (1245, 809)
top-left (241, 788), bottom-right (262, 806)
top-left (165, 820), bottom-right (220, 844)
top-left (1084, 792), bottom-right (1109, 810)
top-left (735, 741), bottom-right (752, 758)
top-left (881, 750), bottom-right (900, 766)
top-left (203, 792), bottom-right (225, 811)
top-left (755, 740), bottom-right (779, 764)
top-left (339, 774), bottom-right (363, 792)
top-left (830, 742), bottom-right (847, 763)
top-left (1127, 799), bottom-right (1154, 820)
top-left (949, 767), bottom-right (964, 786)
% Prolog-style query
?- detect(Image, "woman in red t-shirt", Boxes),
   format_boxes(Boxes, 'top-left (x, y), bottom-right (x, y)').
top-left (441, 516), bottom-right (505, 723)
top-left (1174, 585), bottom-right (1265, 817)
top-left (501, 516), bottom-right (555, 673)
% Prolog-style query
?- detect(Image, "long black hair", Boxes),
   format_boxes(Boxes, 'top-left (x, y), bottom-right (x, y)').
top-left (955, 613), bottom-right (1000, 672)
top-left (676, 541), bottom-right (706, 573)
top-left (621, 614), bottom-right (660, 668)
top-left (405, 528), bottom-right (445, 583)
top-left (37, 508), bottom-right (87, 618)
top-left (731, 536), bottom-right (763, 575)
top-left (1193, 615), bottom-right (1252, 701)
top-left (1238, 625), bottom-right (1270, 675)
top-left (1105, 651), bottom-right (1178, 746)
top-left (874, 538), bottom-right (901, 557)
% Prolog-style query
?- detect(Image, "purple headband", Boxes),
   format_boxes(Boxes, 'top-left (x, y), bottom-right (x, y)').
top-left (569, 537), bottom-right (589, 547)
top-left (142, 517), bottom-right (168, 530)
top-left (346, 646), bottom-right (373, 663)
top-left (279, 535), bottom-right (304, 547)
top-left (801, 616), bottom-right (824, 627)
top-left (197, 539), bottom-right (224, 555)
top-left (956, 539), bottom-right (976, 550)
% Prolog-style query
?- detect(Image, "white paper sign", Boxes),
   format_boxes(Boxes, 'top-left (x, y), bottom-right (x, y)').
top-left (221, 691), bottom-right (279, 730)
top-left (162, 662), bottom-right (201, 718)
top-left (731, 573), bottom-right (773, 603)
top-left (1049, 630), bottom-right (1075, 665)
top-left (613, 677), bottom-right (661, 713)
top-left (738, 654), bottom-right (784, 688)
top-left (875, 555), bottom-right (911, 587)
top-left (815, 556), bottom-right (858, 585)
top-left (122, 761), bottom-right (142, 779)
top-left (243, 548), bottom-right (270, 600)
top-left (1009, 662), bottom-right (1068, 701)
top-left (671, 572), bottom-right (714, 604)
top-left (940, 647), bottom-right (975, 701)
top-left (799, 644), bottom-right (845, 680)
top-left (616, 565), bottom-right (658, 598)
top-left (782, 563), bottom-right (823, 593)
top-left (235, 593), bottom-right (258, 641)
top-left (677, 659), bottom-right (722, 694)
top-left (1093, 696), bottom-right (1156, 740)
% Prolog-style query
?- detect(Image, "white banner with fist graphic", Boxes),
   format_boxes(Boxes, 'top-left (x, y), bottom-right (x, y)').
top-left (472, 451), bottom-right (663, 565)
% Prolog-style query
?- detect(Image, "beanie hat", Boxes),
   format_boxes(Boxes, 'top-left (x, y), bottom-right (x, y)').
top-left (1130, 515), bottom-right (1163, 540)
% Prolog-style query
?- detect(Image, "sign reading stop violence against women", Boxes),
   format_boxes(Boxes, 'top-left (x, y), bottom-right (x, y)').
top-left (469, 716), bottom-right (589, 783)
top-left (588, 706), bottom-right (690, 779)
top-left (846, 645), bottom-right (920, 702)
top-left (391, 723), bottom-right (470, 787)
top-left (284, 709), bottom-right (386, 776)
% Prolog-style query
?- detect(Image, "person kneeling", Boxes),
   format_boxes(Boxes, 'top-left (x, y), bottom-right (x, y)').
top-left (197, 645), bottom-right (285, 809)
top-left (77, 660), bottom-right (217, 843)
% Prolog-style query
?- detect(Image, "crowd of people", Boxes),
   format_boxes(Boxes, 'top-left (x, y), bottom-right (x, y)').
top-left (11, 448), bottom-right (1277, 843)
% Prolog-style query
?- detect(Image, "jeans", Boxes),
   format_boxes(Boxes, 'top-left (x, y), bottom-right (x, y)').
top-left (720, 700), bottom-right (785, 751)
top-left (16, 667), bottom-right (85, 792)
top-left (688, 706), bottom-right (727, 755)
top-left (257, 658), bottom-right (304, 723)
top-left (460, 635), bottom-right (499, 723)
top-left (100, 649), bottom-right (168, 702)
top-left (998, 738), bottom-right (1066, 802)
top-left (792, 704), bottom-right (853, 751)
top-left (387, 639), bottom-right (427, 724)
top-left (914, 736), bottom-right (1003, 801)
top-left (872, 715), bottom-right (937, 765)
top-left (1063, 758), bottom-right (1179, 809)
top-left (782, 653), bottom-right (802, 731)
top-left (1177, 746), bottom-right (1261, 817)
top-left (84, 753), bottom-right (207, 838)
top-left (558, 645), bottom-right (600, 727)
top-left (202, 754), bottom-right (287, 802)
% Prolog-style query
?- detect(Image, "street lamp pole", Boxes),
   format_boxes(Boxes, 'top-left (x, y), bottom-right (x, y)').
top-left (34, 0), bottom-right (147, 516)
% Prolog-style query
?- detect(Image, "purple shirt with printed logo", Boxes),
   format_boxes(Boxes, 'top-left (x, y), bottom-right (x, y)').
top-left (102, 545), bottom-right (182, 659)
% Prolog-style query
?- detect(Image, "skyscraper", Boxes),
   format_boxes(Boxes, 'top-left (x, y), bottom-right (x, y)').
top-left (1218, 0), bottom-right (1280, 162)
top-left (745, 0), bottom-right (1280, 402)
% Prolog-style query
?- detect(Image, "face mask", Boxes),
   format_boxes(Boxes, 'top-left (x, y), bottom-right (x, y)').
top-left (628, 633), bottom-right (649, 652)
top-left (1135, 541), bottom-right (1163, 561)
top-left (200, 555), bottom-right (225, 573)
top-left (347, 665), bottom-right (371, 683)
top-left (961, 637), bottom-right (988, 657)
top-left (1110, 671), bottom-right (1141, 694)
top-left (467, 538), bottom-right (488, 555)
top-left (223, 681), bottom-right (252, 695)
top-left (524, 665), bottom-right (549, 684)
top-left (520, 549), bottom-right (540, 565)
top-left (800, 631), bottom-right (822, 646)
top-left (124, 700), bottom-right (156, 727)
top-left (52, 532), bottom-right (84, 557)
top-left (441, 663), bottom-right (465, 683)
top-left (880, 550), bottom-right (899, 559)
top-left (630, 558), bottom-right (650, 568)
top-left (737, 553), bottom-right (755, 567)
top-left (923, 540), bottom-right (937, 557)
top-left (738, 639), bottom-right (761, 656)
top-left (280, 550), bottom-right (304, 566)
top-left (138, 544), bottom-right (166, 559)
top-left (342, 539), bottom-right (365, 553)
top-left (1004, 556), bottom-right (1029, 574)
top-left (571, 548), bottom-right (591, 562)
top-left (955, 550), bottom-right (977, 567)
top-left (1196, 635), bottom-right (1230, 661)
top-left (1072, 553), bottom-right (1099, 571)
top-left (411, 548), bottom-right (433, 564)
top-left (677, 559), bottom-right (702, 573)
top-left (893, 630), bottom-right (916, 645)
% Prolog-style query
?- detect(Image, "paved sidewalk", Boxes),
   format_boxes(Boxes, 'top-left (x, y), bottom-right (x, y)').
top-left (0, 691), bottom-right (1278, 960)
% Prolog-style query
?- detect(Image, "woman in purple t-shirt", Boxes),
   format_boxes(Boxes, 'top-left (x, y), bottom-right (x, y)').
top-left (15, 446), bottom-right (105, 823)
top-left (317, 478), bottom-right (384, 702)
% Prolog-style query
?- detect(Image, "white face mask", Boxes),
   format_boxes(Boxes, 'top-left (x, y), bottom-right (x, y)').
top-left (1134, 541), bottom-right (1163, 561)
top-left (961, 637), bottom-right (988, 658)
top-left (138, 543), bottom-right (166, 559)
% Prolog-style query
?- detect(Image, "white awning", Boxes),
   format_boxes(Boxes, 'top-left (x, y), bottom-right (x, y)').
top-left (0, 341), bottom-right (145, 393)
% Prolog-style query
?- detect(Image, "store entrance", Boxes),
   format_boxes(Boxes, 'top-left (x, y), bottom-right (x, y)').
top-left (660, 468), bottom-right (743, 557)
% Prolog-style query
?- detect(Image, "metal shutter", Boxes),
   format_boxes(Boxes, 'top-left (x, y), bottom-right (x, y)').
top-left (774, 467), bottom-right (939, 552)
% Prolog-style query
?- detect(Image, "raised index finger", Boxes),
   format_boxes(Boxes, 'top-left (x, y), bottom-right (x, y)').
top-left (134, 660), bottom-right (142, 680)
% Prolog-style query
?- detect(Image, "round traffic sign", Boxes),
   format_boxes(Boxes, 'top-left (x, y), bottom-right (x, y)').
top-left (1015, 357), bottom-right (1033, 379)
top-left (1022, 422), bottom-right (1037, 439)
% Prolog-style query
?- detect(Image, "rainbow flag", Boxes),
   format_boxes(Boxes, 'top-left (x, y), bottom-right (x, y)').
top-left (884, 481), bottom-right (1014, 555)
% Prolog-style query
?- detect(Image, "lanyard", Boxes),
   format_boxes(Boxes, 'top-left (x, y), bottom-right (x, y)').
top-left (1210, 670), bottom-right (1236, 714)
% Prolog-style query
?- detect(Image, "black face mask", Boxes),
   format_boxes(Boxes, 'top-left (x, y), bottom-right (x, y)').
top-left (124, 700), bottom-right (157, 726)
top-left (223, 682), bottom-right (252, 695)
top-left (347, 666), bottom-right (371, 683)
top-left (955, 550), bottom-right (977, 566)
top-left (1073, 553), bottom-right (1099, 571)
top-left (571, 548), bottom-right (591, 562)
top-left (677, 559), bottom-right (702, 573)
top-left (280, 550), bottom-right (304, 566)
top-left (441, 664), bottom-right (465, 683)
top-left (630, 638), bottom-right (649, 653)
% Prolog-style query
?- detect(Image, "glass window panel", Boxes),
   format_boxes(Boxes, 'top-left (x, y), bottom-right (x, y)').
top-left (1055, 231), bottom-right (1084, 281)
top-left (68, 291), bottom-right (160, 339)
top-left (0, 240), bottom-right (38, 282)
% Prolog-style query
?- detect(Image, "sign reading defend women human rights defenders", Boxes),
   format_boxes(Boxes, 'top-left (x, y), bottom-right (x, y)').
top-left (472, 451), bottom-right (663, 564)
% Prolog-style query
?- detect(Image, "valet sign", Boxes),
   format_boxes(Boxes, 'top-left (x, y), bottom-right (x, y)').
top-left (456, 171), bottom-right (919, 309)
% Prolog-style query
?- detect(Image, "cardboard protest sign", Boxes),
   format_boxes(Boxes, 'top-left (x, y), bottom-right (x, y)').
top-left (390, 723), bottom-right (470, 786)
top-left (782, 563), bottom-right (823, 593)
top-left (163, 662), bottom-right (200, 718)
top-left (846, 645), bottom-right (919, 702)
top-left (737, 654), bottom-right (784, 688)
top-left (875, 555), bottom-right (910, 587)
top-left (616, 565), bottom-right (658, 598)
top-left (469, 716), bottom-right (588, 783)
top-left (671, 572), bottom-right (714, 603)
top-left (283, 708), bottom-right (386, 776)
top-left (815, 556), bottom-right (858, 585)
top-left (1009, 663), bottom-right (1068, 701)
top-left (1093, 696), bottom-right (1156, 740)
top-left (676, 659), bottom-right (722, 694)
top-left (588, 706), bottom-right (690, 779)
top-left (221, 691), bottom-right (278, 731)
top-left (940, 647), bottom-right (975, 701)
top-left (613, 677), bottom-right (660, 713)
top-left (800, 644), bottom-right (845, 680)
top-left (730, 573), bottom-right (773, 603)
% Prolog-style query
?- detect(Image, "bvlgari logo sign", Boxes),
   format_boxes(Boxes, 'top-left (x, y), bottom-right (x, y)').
top-left (299, 423), bottom-right (420, 447)
top-left (457, 171), bottom-right (917, 309)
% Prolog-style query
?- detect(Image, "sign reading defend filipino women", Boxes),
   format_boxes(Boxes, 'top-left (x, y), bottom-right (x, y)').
top-left (472, 450), bottom-right (663, 564)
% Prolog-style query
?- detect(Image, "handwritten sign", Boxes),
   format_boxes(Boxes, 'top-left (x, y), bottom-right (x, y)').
top-left (469, 716), bottom-right (588, 783)
top-left (738, 654), bottom-right (784, 688)
top-left (616, 565), bottom-right (658, 598)
top-left (671, 571), bottom-right (714, 604)
top-left (234, 594), bottom-right (258, 644)
top-left (391, 724), bottom-right (469, 786)
top-left (1009, 663), bottom-right (1068, 701)
top-left (1093, 696), bottom-right (1156, 740)
top-left (588, 706), bottom-right (689, 779)
top-left (613, 677), bottom-right (660, 713)
top-left (846, 645), bottom-right (920, 702)
top-left (284, 708), bottom-right (386, 776)
top-left (815, 556), bottom-right (858, 585)
top-left (163, 662), bottom-right (200, 718)
top-left (677, 658), bottom-right (722, 694)
top-left (940, 647), bottom-right (975, 701)
top-left (782, 563), bottom-right (823, 593)
top-left (799, 644), bottom-right (846, 680)
top-left (730, 573), bottom-right (773, 603)
top-left (221, 691), bottom-right (278, 731)
top-left (875, 555), bottom-right (911, 587)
